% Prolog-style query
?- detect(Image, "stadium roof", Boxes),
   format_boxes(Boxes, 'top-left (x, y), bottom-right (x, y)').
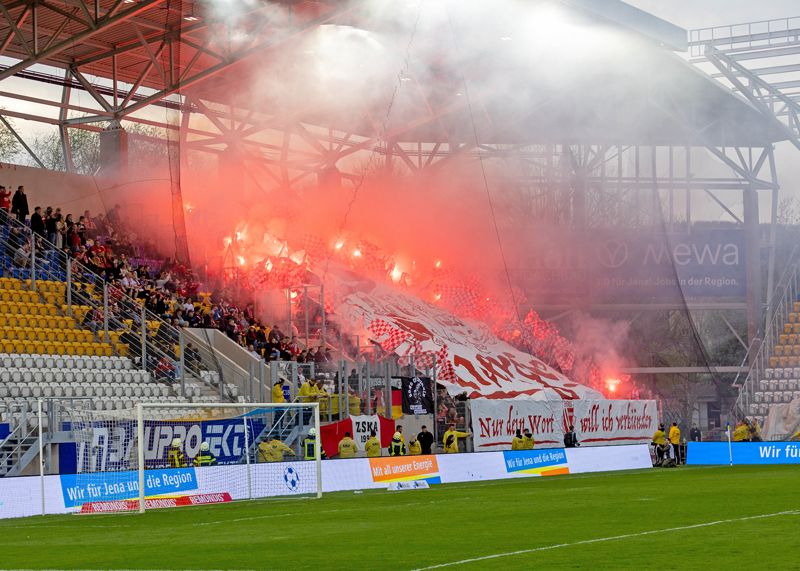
top-left (0, 0), bottom-right (785, 147)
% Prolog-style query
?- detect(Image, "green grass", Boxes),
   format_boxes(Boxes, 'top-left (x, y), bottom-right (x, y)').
top-left (2, 465), bottom-right (799, 569)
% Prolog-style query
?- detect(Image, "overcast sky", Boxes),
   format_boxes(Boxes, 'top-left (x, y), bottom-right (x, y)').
top-left (627, 0), bottom-right (798, 30)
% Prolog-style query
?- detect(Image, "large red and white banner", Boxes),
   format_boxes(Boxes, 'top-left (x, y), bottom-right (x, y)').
top-left (471, 399), bottom-right (657, 450)
top-left (340, 283), bottom-right (602, 401)
top-left (572, 399), bottom-right (658, 446)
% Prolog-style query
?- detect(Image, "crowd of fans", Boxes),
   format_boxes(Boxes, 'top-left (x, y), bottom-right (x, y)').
top-left (0, 186), bottom-right (371, 380)
top-left (0, 184), bottom-right (321, 365)
top-left (1, 185), bottom-right (467, 426)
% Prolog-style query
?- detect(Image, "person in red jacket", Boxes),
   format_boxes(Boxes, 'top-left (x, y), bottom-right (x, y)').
top-left (0, 185), bottom-right (10, 212)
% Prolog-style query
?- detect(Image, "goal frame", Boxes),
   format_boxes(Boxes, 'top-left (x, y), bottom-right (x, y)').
top-left (135, 401), bottom-right (322, 514)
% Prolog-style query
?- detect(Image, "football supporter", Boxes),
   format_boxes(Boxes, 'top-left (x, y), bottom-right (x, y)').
top-left (365, 430), bottom-right (382, 457)
top-left (193, 442), bottom-right (217, 467)
top-left (167, 438), bottom-right (186, 468)
top-left (337, 432), bottom-right (358, 458)
top-left (652, 424), bottom-right (667, 463)
top-left (733, 420), bottom-right (751, 442)
top-left (0, 185), bottom-right (10, 211)
top-left (297, 378), bottom-right (317, 403)
top-left (564, 425), bottom-right (579, 448)
top-left (521, 429), bottom-right (535, 450)
top-left (258, 438), bottom-right (296, 463)
top-left (416, 425), bottom-right (434, 455)
top-left (272, 378), bottom-right (286, 404)
top-left (443, 423), bottom-right (471, 454)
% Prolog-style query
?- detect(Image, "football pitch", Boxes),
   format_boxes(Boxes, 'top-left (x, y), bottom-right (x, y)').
top-left (2, 465), bottom-right (798, 570)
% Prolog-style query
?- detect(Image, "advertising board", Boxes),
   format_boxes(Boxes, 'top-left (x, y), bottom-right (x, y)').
top-left (687, 441), bottom-right (800, 465)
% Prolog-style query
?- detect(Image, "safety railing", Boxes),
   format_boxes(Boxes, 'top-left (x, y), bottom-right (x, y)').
top-left (733, 246), bottom-right (800, 418)
top-left (0, 403), bottom-right (37, 477)
top-left (0, 208), bottom-right (231, 402)
top-left (688, 17), bottom-right (800, 57)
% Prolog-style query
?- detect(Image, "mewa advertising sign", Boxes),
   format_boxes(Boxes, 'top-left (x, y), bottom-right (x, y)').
top-left (511, 227), bottom-right (745, 302)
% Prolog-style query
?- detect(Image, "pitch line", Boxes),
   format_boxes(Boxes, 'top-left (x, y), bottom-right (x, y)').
top-left (412, 509), bottom-right (800, 570)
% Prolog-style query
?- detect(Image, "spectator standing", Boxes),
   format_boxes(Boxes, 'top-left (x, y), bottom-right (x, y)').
top-left (443, 423), bottom-right (471, 454)
top-left (521, 429), bottom-right (535, 450)
top-left (337, 432), bottom-right (358, 459)
top-left (564, 425), bottom-right (580, 448)
top-left (652, 424), bottom-right (667, 463)
top-left (365, 430), bottom-right (381, 457)
top-left (10, 185), bottom-right (28, 222)
top-left (689, 426), bottom-right (701, 442)
top-left (30, 207), bottom-right (45, 238)
top-left (46, 208), bottom-right (58, 244)
top-left (272, 379), bottom-right (286, 404)
top-left (0, 185), bottom-right (10, 212)
top-left (258, 438), bottom-right (296, 463)
top-left (416, 425), bottom-right (434, 455)
top-left (668, 422), bottom-right (681, 463)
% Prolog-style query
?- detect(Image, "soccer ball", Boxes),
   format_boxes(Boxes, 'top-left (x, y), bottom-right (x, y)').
top-left (283, 466), bottom-right (300, 492)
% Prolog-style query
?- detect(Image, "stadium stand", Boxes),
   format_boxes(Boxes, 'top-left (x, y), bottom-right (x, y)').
top-left (0, 202), bottom-right (236, 429)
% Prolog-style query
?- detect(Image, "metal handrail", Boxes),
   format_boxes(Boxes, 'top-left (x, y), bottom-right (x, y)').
top-left (733, 246), bottom-right (800, 417)
top-left (0, 208), bottom-right (233, 401)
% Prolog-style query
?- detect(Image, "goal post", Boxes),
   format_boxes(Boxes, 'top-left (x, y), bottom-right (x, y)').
top-left (60, 401), bottom-right (322, 514)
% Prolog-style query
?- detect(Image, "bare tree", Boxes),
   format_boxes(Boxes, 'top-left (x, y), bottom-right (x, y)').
top-left (0, 115), bottom-right (21, 162)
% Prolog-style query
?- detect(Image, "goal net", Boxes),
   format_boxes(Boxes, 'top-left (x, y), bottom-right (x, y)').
top-left (61, 402), bottom-right (321, 514)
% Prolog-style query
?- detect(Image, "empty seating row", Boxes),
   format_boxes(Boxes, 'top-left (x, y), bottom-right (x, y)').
top-left (782, 322), bottom-right (800, 335)
top-left (0, 289), bottom-right (47, 303)
top-left (0, 383), bottom-right (177, 399)
top-left (0, 368), bottom-right (150, 384)
top-left (768, 356), bottom-right (800, 368)
top-left (0, 277), bottom-right (65, 293)
top-left (0, 301), bottom-right (60, 316)
top-left (773, 345), bottom-right (800, 356)
top-left (764, 367), bottom-right (800, 380)
top-left (752, 391), bottom-right (800, 404)
top-left (0, 314), bottom-right (78, 329)
top-left (759, 379), bottom-right (800, 391)
top-left (0, 327), bottom-right (111, 343)
top-left (0, 340), bottom-right (114, 356)
top-left (778, 332), bottom-right (800, 345)
top-left (0, 354), bottom-right (134, 370)
top-left (746, 405), bottom-right (769, 421)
